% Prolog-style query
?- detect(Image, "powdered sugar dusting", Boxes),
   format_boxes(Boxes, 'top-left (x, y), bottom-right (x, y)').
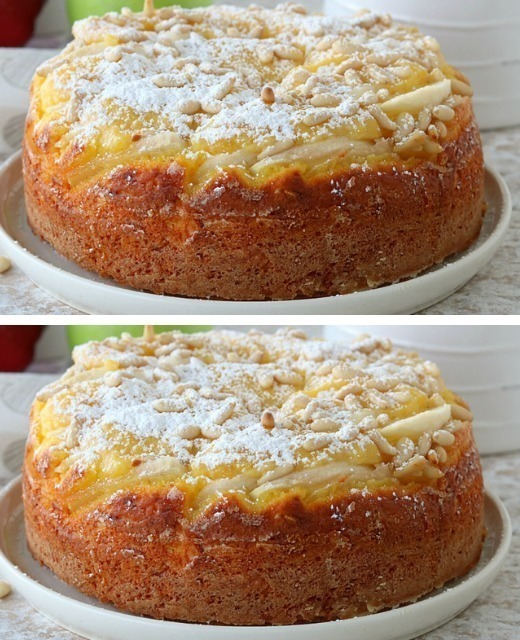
top-left (31, 3), bottom-right (457, 183)
top-left (32, 328), bottom-right (455, 505)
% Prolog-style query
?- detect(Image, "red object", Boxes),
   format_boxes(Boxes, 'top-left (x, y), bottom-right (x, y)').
top-left (0, 326), bottom-right (44, 372)
top-left (0, 0), bottom-right (45, 47)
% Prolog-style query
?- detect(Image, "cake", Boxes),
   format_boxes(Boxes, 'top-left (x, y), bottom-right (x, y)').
top-left (23, 327), bottom-right (485, 625)
top-left (23, 2), bottom-right (485, 301)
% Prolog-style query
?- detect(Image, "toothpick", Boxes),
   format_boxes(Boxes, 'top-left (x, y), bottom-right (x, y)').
top-left (143, 0), bottom-right (155, 17)
top-left (143, 325), bottom-right (155, 342)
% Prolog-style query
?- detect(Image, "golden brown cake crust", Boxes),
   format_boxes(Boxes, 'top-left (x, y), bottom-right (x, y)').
top-left (23, 422), bottom-right (484, 625)
top-left (23, 101), bottom-right (484, 300)
top-left (22, 330), bottom-right (486, 625)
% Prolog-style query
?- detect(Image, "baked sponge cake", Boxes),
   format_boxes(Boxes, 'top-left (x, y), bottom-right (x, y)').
top-left (23, 328), bottom-right (485, 625)
top-left (23, 3), bottom-right (485, 301)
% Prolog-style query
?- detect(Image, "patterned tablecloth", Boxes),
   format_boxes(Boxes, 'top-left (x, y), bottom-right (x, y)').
top-left (0, 372), bottom-right (518, 640)
top-left (0, 46), bottom-right (519, 314)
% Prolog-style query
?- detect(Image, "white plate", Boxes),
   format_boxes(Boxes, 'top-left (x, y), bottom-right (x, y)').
top-left (0, 152), bottom-right (512, 315)
top-left (0, 476), bottom-right (511, 640)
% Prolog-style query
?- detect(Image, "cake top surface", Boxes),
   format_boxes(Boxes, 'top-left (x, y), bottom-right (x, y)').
top-left (29, 2), bottom-right (473, 189)
top-left (30, 328), bottom-right (472, 513)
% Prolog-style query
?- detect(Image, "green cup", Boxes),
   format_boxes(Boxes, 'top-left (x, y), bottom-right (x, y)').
top-left (66, 325), bottom-right (211, 350)
top-left (66, 0), bottom-right (212, 23)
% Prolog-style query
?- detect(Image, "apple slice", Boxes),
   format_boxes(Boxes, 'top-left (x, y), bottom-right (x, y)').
top-left (380, 79), bottom-right (451, 115)
top-left (379, 404), bottom-right (451, 442)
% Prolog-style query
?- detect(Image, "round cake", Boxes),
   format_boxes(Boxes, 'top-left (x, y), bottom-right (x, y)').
top-left (23, 3), bottom-right (485, 301)
top-left (23, 327), bottom-right (485, 625)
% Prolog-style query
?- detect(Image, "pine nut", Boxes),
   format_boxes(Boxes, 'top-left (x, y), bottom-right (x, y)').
top-left (212, 400), bottom-right (236, 425)
top-left (105, 48), bottom-right (122, 63)
top-left (418, 432), bottom-right (432, 456)
top-left (311, 418), bottom-right (340, 433)
top-left (417, 107), bottom-right (432, 131)
top-left (284, 68), bottom-right (311, 88)
top-left (200, 424), bottom-right (221, 439)
top-left (201, 99), bottom-right (222, 115)
top-left (165, 349), bottom-right (191, 364)
top-left (274, 370), bottom-right (303, 386)
top-left (302, 400), bottom-right (319, 421)
top-left (395, 454), bottom-right (427, 477)
top-left (300, 75), bottom-right (318, 97)
top-left (427, 124), bottom-right (440, 140)
top-left (427, 449), bottom-right (439, 464)
top-left (249, 350), bottom-right (264, 364)
top-left (285, 393), bottom-right (308, 412)
top-left (153, 399), bottom-right (185, 413)
top-left (433, 104), bottom-right (455, 122)
top-left (369, 105), bottom-right (397, 131)
top-left (310, 93), bottom-right (340, 107)
top-left (344, 395), bottom-right (362, 411)
top-left (0, 581), bottom-right (11, 598)
top-left (395, 437), bottom-right (415, 464)
top-left (257, 370), bottom-right (274, 389)
top-left (446, 94), bottom-right (465, 108)
top-left (105, 372), bottom-right (122, 388)
top-left (450, 403), bottom-right (473, 422)
top-left (303, 434), bottom-right (331, 452)
top-left (274, 45), bottom-right (304, 62)
top-left (316, 363), bottom-right (332, 376)
top-left (424, 138), bottom-right (444, 154)
top-left (178, 424), bottom-right (200, 440)
top-left (211, 76), bottom-right (235, 100)
top-left (435, 445), bottom-right (447, 463)
top-left (65, 423), bottom-right (79, 448)
top-left (432, 429), bottom-right (455, 447)
top-left (261, 86), bottom-right (275, 104)
top-left (395, 129), bottom-right (428, 153)
top-left (258, 48), bottom-right (274, 64)
top-left (451, 78), bottom-right (473, 97)
top-left (429, 68), bottom-right (445, 82)
top-left (423, 36), bottom-right (440, 52)
top-left (152, 74), bottom-right (186, 88)
top-left (303, 110), bottom-right (332, 126)
top-left (315, 36), bottom-right (336, 51)
top-left (332, 365), bottom-right (356, 380)
top-left (450, 420), bottom-right (466, 432)
top-left (335, 384), bottom-right (363, 400)
top-left (395, 112), bottom-right (415, 139)
top-left (337, 59), bottom-right (363, 73)
top-left (423, 463), bottom-right (444, 479)
top-left (0, 256), bottom-right (11, 274)
top-left (261, 410), bottom-right (275, 429)
top-left (66, 94), bottom-right (79, 123)
top-left (177, 99), bottom-right (200, 115)
top-left (250, 25), bottom-right (264, 38)
top-left (370, 430), bottom-right (398, 456)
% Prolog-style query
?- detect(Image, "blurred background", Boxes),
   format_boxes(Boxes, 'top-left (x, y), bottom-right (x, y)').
top-left (0, 324), bottom-right (518, 455)
top-left (0, 0), bottom-right (517, 129)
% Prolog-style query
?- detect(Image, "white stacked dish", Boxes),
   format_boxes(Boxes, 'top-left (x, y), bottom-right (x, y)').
top-left (323, 0), bottom-right (520, 129)
top-left (323, 326), bottom-right (520, 455)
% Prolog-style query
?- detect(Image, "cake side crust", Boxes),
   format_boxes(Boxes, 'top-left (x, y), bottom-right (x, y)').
top-left (23, 425), bottom-right (485, 625)
top-left (23, 102), bottom-right (485, 301)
